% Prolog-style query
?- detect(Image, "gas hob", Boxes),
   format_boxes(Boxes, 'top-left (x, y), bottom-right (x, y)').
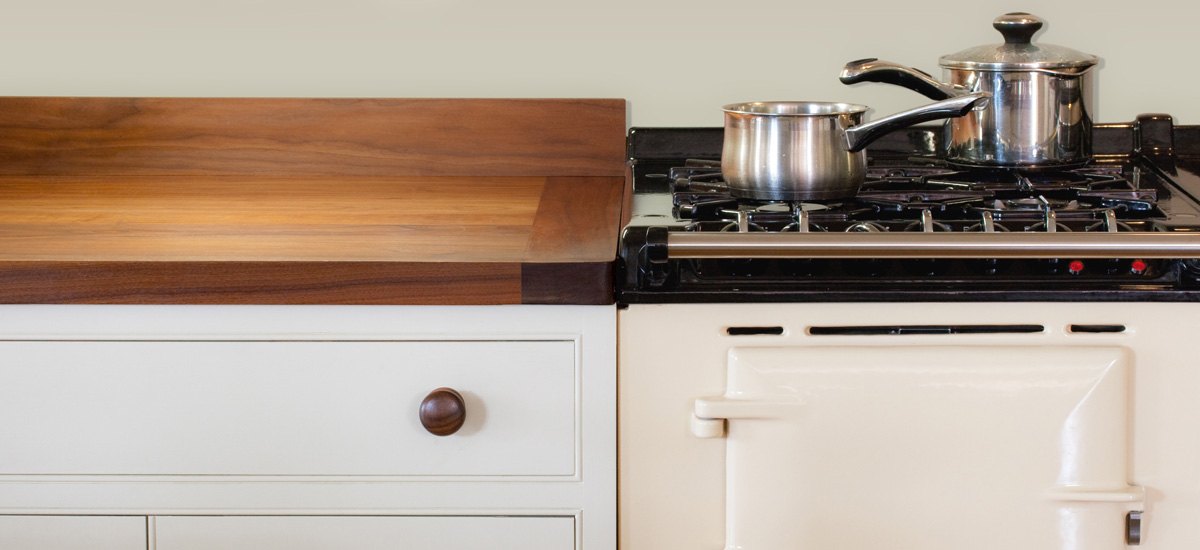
top-left (619, 115), bottom-right (1200, 302)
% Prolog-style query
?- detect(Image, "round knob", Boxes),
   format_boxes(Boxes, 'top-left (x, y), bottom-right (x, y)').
top-left (993, 12), bottom-right (1043, 44)
top-left (419, 387), bottom-right (466, 436)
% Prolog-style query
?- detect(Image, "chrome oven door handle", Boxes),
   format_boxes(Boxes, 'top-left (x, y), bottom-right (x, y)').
top-left (667, 232), bottom-right (1200, 259)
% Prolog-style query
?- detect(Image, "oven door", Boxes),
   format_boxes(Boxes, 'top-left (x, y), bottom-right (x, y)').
top-left (693, 345), bottom-right (1143, 550)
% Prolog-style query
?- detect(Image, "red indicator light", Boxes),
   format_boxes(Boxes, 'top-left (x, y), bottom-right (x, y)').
top-left (1131, 259), bottom-right (1148, 274)
top-left (1068, 260), bottom-right (1085, 274)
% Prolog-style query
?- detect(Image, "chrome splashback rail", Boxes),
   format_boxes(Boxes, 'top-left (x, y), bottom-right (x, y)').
top-left (667, 232), bottom-right (1200, 259)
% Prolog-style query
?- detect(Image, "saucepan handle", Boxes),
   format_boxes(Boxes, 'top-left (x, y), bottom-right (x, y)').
top-left (840, 58), bottom-right (967, 101)
top-left (843, 92), bottom-right (990, 153)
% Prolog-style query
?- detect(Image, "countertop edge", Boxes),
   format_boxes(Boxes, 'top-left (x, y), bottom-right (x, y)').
top-left (0, 260), bottom-right (616, 306)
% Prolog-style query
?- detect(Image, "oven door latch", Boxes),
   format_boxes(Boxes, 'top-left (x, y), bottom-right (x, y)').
top-left (691, 396), bottom-right (803, 438)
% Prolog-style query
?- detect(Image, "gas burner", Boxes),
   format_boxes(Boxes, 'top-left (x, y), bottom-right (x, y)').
top-left (920, 167), bottom-right (1129, 193)
top-left (755, 203), bottom-right (790, 213)
top-left (670, 165), bottom-right (725, 194)
top-left (675, 197), bottom-right (738, 220)
top-left (755, 202), bottom-right (830, 214)
top-left (1076, 190), bottom-right (1158, 212)
top-left (902, 210), bottom-right (953, 232)
top-left (867, 165), bottom-right (959, 180)
top-left (677, 197), bottom-right (832, 222)
top-left (1001, 196), bottom-right (1073, 210)
top-left (846, 221), bottom-right (887, 233)
top-left (717, 202), bottom-right (833, 233)
top-left (856, 190), bottom-right (993, 212)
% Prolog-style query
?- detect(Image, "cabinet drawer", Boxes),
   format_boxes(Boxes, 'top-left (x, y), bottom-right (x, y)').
top-left (0, 340), bottom-right (575, 476)
top-left (0, 515), bottom-right (147, 550)
top-left (155, 516), bottom-right (573, 550)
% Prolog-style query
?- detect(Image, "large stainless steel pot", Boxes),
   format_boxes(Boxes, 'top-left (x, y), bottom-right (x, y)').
top-left (722, 94), bottom-right (988, 200)
top-left (839, 13), bottom-right (1097, 168)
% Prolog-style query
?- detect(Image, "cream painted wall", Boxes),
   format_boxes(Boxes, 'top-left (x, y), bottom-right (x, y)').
top-left (0, 0), bottom-right (1196, 127)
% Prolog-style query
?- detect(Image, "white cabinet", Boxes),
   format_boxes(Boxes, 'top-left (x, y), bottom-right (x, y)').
top-left (0, 305), bottom-right (614, 550)
top-left (155, 516), bottom-right (573, 550)
top-left (0, 516), bottom-right (146, 550)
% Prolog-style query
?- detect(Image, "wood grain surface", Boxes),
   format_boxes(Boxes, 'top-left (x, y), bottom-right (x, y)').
top-left (0, 175), bottom-right (621, 263)
top-left (0, 175), bottom-right (622, 304)
top-left (0, 98), bottom-right (627, 305)
top-left (0, 98), bottom-right (626, 177)
top-left (0, 261), bottom-right (522, 305)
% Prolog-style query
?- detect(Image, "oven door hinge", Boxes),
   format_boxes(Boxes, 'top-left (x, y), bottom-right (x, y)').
top-left (1126, 511), bottom-right (1143, 545)
top-left (1044, 486), bottom-right (1146, 546)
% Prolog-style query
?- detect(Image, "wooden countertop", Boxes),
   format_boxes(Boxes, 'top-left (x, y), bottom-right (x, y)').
top-left (0, 98), bottom-right (627, 305)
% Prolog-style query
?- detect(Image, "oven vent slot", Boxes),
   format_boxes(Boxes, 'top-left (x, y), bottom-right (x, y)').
top-left (726, 326), bottom-right (786, 336)
top-left (1069, 324), bottom-right (1127, 333)
top-left (807, 324), bottom-right (1045, 336)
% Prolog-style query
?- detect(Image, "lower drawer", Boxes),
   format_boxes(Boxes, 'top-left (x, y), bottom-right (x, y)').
top-left (154, 516), bottom-right (574, 550)
top-left (0, 515), bottom-right (147, 550)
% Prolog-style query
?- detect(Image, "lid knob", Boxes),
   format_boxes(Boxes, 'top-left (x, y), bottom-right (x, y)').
top-left (993, 12), bottom-right (1043, 44)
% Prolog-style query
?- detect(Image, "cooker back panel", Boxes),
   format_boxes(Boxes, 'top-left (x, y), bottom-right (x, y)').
top-left (617, 302), bottom-right (1200, 550)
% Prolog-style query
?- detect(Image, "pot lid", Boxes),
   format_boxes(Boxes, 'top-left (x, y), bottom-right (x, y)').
top-left (939, 13), bottom-right (1098, 72)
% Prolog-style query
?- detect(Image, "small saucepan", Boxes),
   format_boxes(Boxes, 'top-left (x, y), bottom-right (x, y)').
top-left (721, 93), bottom-right (989, 201)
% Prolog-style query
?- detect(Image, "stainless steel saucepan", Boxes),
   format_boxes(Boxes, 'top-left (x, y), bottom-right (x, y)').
top-left (839, 13), bottom-right (1097, 168)
top-left (721, 93), bottom-right (989, 201)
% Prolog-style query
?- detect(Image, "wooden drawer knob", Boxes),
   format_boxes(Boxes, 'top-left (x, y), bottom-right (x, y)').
top-left (419, 387), bottom-right (466, 436)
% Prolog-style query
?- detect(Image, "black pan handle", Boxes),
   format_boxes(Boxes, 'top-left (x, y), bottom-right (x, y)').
top-left (843, 92), bottom-right (991, 153)
top-left (839, 58), bottom-right (966, 101)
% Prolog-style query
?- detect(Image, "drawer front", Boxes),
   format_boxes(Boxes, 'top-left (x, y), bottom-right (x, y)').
top-left (0, 515), bottom-right (147, 550)
top-left (0, 340), bottom-right (575, 476)
top-left (154, 516), bottom-right (574, 550)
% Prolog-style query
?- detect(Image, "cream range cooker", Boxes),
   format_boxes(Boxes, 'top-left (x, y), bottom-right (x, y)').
top-left (616, 117), bottom-right (1200, 550)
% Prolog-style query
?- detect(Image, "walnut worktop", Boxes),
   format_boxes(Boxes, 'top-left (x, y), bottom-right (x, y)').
top-left (0, 98), bottom-right (627, 305)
